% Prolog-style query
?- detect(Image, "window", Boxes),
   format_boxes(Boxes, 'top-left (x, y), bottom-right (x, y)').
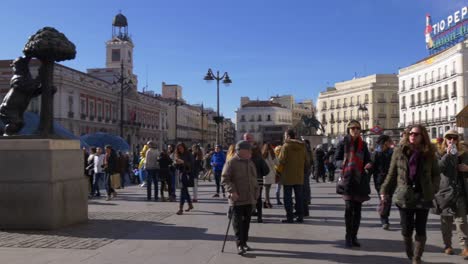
top-left (97, 103), bottom-right (102, 117)
top-left (452, 81), bottom-right (457, 96)
top-left (105, 104), bottom-right (110, 119)
top-left (438, 86), bottom-right (441, 98)
top-left (417, 75), bottom-right (421, 86)
top-left (454, 104), bottom-right (457, 115)
top-left (446, 106), bottom-right (448, 118)
top-left (112, 49), bottom-right (120, 62)
top-left (424, 73), bottom-right (427, 84)
top-left (257, 114), bottom-right (262, 121)
top-left (438, 68), bottom-right (441, 79)
top-left (444, 65), bottom-right (448, 77)
top-left (89, 101), bottom-right (95, 117)
top-left (343, 111), bottom-right (347, 120)
top-left (412, 112), bottom-right (414, 122)
top-left (68, 96), bottom-right (73, 113)
top-left (418, 111), bottom-right (421, 121)
top-left (439, 107), bottom-right (442, 118)
top-left (350, 97), bottom-right (354, 105)
top-left (331, 100), bottom-right (334, 107)
top-left (343, 98), bottom-right (347, 106)
top-left (403, 114), bottom-right (406, 125)
top-left (417, 93), bottom-right (421, 104)
top-left (350, 110), bottom-right (353, 119)
top-left (357, 95), bottom-right (360, 104)
top-left (80, 98), bottom-right (86, 114)
top-left (411, 78), bottom-right (414, 88)
top-left (364, 94), bottom-right (369, 103)
top-left (431, 89), bottom-right (435, 101)
top-left (431, 71), bottom-right (434, 82)
top-left (424, 91), bottom-right (428, 102)
top-left (425, 110), bottom-right (428, 121)
top-left (410, 94), bottom-right (415, 105)
top-left (267, 115), bottom-right (271, 121)
top-left (402, 80), bottom-right (406, 90)
top-left (452, 61), bottom-right (456, 74)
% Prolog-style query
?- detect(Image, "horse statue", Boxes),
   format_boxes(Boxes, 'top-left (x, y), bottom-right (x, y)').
top-left (301, 115), bottom-right (325, 135)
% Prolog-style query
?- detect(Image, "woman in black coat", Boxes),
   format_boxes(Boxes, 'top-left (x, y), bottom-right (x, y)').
top-left (335, 120), bottom-right (371, 248)
top-left (174, 142), bottom-right (195, 215)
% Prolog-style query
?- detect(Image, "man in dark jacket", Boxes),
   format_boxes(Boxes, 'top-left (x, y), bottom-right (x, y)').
top-left (314, 145), bottom-right (326, 183)
top-left (370, 135), bottom-right (394, 230)
top-left (104, 145), bottom-right (118, 201)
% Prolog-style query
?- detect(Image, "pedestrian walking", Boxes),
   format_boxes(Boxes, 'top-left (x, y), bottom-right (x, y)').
top-left (167, 144), bottom-right (177, 201)
top-left (335, 120), bottom-right (372, 248)
top-left (370, 135), bottom-right (394, 230)
top-left (262, 143), bottom-right (277, 209)
top-left (251, 142), bottom-right (270, 223)
top-left (325, 146), bottom-right (336, 183)
top-left (380, 124), bottom-right (440, 264)
top-left (221, 140), bottom-right (259, 255)
top-left (276, 129), bottom-right (309, 223)
top-left (432, 130), bottom-right (468, 259)
top-left (158, 150), bottom-right (172, 201)
top-left (144, 141), bottom-right (160, 201)
top-left (314, 145), bottom-right (326, 183)
top-left (104, 145), bottom-right (118, 201)
top-left (192, 144), bottom-right (203, 202)
top-left (274, 145), bottom-right (283, 205)
top-left (138, 144), bottom-right (148, 187)
top-left (92, 147), bottom-right (104, 197)
top-left (86, 147), bottom-right (96, 198)
top-left (211, 145), bottom-right (226, 198)
top-left (175, 142), bottom-right (195, 215)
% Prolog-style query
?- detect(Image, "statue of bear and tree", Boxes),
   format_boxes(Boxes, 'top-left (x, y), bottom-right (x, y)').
top-left (0, 27), bottom-right (76, 137)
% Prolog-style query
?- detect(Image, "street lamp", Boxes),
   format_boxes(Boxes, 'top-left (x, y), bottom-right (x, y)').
top-left (113, 60), bottom-right (133, 138)
top-left (204, 68), bottom-right (232, 145)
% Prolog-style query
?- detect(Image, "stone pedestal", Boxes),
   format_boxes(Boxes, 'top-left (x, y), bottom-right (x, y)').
top-left (0, 139), bottom-right (88, 229)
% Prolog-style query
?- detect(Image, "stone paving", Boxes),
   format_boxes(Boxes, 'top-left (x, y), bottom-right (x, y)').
top-left (0, 179), bottom-right (466, 264)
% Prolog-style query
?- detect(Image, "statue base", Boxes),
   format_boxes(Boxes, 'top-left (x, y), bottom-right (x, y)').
top-left (0, 139), bottom-right (88, 229)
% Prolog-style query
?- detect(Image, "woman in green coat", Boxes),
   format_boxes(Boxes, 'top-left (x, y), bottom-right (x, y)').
top-left (380, 125), bottom-right (439, 264)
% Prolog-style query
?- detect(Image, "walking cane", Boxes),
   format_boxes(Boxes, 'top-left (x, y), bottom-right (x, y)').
top-left (221, 206), bottom-right (233, 253)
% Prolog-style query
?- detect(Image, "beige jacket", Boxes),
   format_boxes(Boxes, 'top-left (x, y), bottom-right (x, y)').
top-left (221, 154), bottom-right (259, 206)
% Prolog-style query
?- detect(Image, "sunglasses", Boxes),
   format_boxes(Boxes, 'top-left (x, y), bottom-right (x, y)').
top-left (409, 132), bottom-right (420, 137)
top-left (349, 127), bottom-right (360, 130)
top-left (446, 136), bottom-right (458, 140)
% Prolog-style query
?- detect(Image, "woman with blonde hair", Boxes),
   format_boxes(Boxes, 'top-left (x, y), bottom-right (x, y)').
top-left (380, 125), bottom-right (440, 263)
top-left (432, 130), bottom-right (468, 259)
top-left (274, 145), bottom-right (283, 205)
top-left (262, 143), bottom-right (278, 208)
top-left (226, 144), bottom-right (236, 161)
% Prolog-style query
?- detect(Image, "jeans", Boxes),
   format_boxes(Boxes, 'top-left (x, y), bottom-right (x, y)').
top-left (104, 172), bottom-right (115, 196)
top-left (399, 208), bottom-right (429, 238)
top-left (92, 172), bottom-right (103, 196)
top-left (232, 204), bottom-right (253, 246)
top-left (303, 175), bottom-right (311, 216)
top-left (214, 170), bottom-right (225, 194)
top-left (441, 201), bottom-right (468, 249)
top-left (146, 169), bottom-right (159, 200)
top-left (120, 172), bottom-right (127, 188)
top-left (276, 183), bottom-right (282, 203)
top-left (139, 169), bottom-right (147, 183)
top-left (169, 169), bottom-right (176, 198)
top-left (179, 186), bottom-right (192, 206)
top-left (284, 184), bottom-right (304, 220)
top-left (256, 186), bottom-right (263, 221)
top-left (345, 200), bottom-right (362, 239)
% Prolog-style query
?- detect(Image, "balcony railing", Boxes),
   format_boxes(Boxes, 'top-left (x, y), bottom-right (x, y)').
top-left (321, 107), bottom-right (327, 111)
top-left (442, 94), bottom-right (448, 100)
top-left (451, 92), bottom-right (457, 97)
top-left (410, 102), bottom-right (415, 107)
top-left (401, 104), bottom-right (407, 110)
top-left (451, 70), bottom-right (456, 76)
top-left (330, 105), bottom-right (335, 110)
top-left (377, 99), bottom-right (386, 103)
top-left (336, 105), bottom-right (341, 109)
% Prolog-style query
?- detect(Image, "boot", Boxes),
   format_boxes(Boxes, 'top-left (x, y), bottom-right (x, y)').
top-left (460, 247), bottom-right (468, 259)
top-left (176, 205), bottom-right (183, 215)
top-left (412, 235), bottom-right (426, 264)
top-left (185, 203), bottom-right (194, 212)
top-left (403, 236), bottom-right (414, 260)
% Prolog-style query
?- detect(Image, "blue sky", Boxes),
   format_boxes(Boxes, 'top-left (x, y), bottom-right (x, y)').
top-left (0, 0), bottom-right (465, 119)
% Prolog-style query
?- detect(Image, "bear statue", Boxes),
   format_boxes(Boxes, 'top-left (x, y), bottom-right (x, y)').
top-left (0, 56), bottom-right (42, 136)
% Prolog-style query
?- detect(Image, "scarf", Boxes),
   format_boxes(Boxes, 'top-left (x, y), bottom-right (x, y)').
top-left (408, 150), bottom-right (420, 183)
top-left (343, 135), bottom-right (364, 184)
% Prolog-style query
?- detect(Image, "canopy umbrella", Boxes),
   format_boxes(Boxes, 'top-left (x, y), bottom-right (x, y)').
top-left (0, 111), bottom-right (88, 148)
top-left (80, 132), bottom-right (130, 152)
top-left (456, 105), bottom-right (468, 128)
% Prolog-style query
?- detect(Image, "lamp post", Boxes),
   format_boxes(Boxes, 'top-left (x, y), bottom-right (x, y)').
top-left (200, 103), bottom-right (209, 148)
top-left (203, 68), bottom-right (232, 145)
top-left (113, 60), bottom-right (133, 138)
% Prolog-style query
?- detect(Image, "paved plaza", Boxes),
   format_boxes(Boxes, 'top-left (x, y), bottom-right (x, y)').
top-left (0, 180), bottom-right (464, 264)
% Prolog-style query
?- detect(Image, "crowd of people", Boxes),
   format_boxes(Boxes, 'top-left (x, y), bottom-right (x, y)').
top-left (81, 120), bottom-right (468, 263)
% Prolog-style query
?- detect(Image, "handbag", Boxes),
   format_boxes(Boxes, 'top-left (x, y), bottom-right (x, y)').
top-left (434, 186), bottom-right (458, 210)
top-left (336, 175), bottom-right (345, 194)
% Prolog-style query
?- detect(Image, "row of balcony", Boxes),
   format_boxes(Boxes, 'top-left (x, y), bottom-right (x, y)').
top-left (77, 112), bottom-right (159, 129)
top-left (321, 99), bottom-right (399, 111)
top-left (239, 118), bottom-right (273, 122)
top-left (400, 116), bottom-right (456, 127)
top-left (402, 93), bottom-right (456, 109)
top-left (403, 71), bottom-right (456, 91)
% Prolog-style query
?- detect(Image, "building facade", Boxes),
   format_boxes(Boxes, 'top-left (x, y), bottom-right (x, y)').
top-left (269, 95), bottom-right (315, 126)
top-left (399, 40), bottom-right (468, 139)
top-left (316, 74), bottom-right (399, 144)
top-left (236, 97), bottom-right (292, 143)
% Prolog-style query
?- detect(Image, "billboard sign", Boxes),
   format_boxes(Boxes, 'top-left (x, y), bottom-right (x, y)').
top-left (426, 6), bottom-right (468, 54)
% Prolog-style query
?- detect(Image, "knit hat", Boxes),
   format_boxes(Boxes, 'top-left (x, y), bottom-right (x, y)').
top-left (444, 130), bottom-right (458, 139)
top-left (235, 140), bottom-right (252, 151)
